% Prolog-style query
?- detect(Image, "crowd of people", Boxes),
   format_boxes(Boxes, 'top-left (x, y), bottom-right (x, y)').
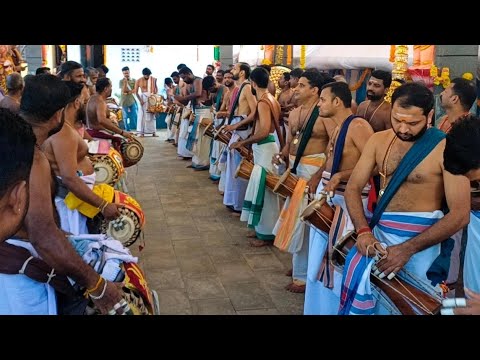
top-left (1, 51), bottom-right (480, 315)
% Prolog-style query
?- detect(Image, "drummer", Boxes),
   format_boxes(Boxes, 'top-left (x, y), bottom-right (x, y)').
top-left (3, 74), bottom-right (124, 314)
top-left (343, 83), bottom-right (470, 315)
top-left (303, 81), bottom-right (374, 314)
top-left (42, 81), bottom-right (123, 235)
top-left (134, 67), bottom-right (158, 137)
top-left (271, 70), bottom-right (329, 293)
top-left (86, 77), bottom-right (134, 153)
top-left (230, 67), bottom-right (284, 246)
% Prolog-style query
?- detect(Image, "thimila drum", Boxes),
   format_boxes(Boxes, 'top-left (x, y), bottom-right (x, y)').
top-left (89, 147), bottom-right (125, 186)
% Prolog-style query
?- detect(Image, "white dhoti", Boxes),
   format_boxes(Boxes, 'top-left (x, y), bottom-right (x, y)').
top-left (177, 107), bottom-right (194, 158)
top-left (223, 116), bottom-right (251, 211)
top-left (304, 171), bottom-right (370, 315)
top-left (465, 211), bottom-right (480, 293)
top-left (137, 92), bottom-right (156, 135)
top-left (273, 154), bottom-right (325, 286)
top-left (189, 106), bottom-right (213, 169)
top-left (240, 135), bottom-right (280, 240)
top-left (0, 240), bottom-right (57, 315)
top-left (55, 173), bottom-right (96, 235)
top-left (209, 117), bottom-right (224, 181)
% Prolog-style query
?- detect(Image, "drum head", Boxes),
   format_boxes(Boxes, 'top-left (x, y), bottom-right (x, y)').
top-left (234, 159), bottom-right (246, 179)
top-left (125, 142), bottom-right (143, 162)
top-left (148, 95), bottom-right (158, 107)
top-left (273, 168), bottom-right (291, 193)
top-left (92, 158), bottom-right (118, 186)
top-left (300, 199), bottom-right (324, 222)
top-left (103, 207), bottom-right (141, 247)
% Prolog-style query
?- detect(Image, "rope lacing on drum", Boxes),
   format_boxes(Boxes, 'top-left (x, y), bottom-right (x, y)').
top-left (18, 256), bottom-right (34, 274)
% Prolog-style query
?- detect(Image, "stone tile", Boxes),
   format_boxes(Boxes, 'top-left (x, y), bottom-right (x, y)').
top-left (215, 262), bottom-right (257, 283)
top-left (267, 289), bottom-right (304, 315)
top-left (184, 274), bottom-right (227, 300)
top-left (137, 199), bottom-right (162, 211)
top-left (189, 207), bottom-right (218, 218)
top-left (206, 245), bottom-right (243, 264)
top-left (168, 225), bottom-right (200, 240)
top-left (223, 282), bottom-right (275, 311)
top-left (191, 298), bottom-right (236, 315)
top-left (236, 308), bottom-right (281, 315)
top-left (177, 255), bottom-right (216, 275)
top-left (142, 251), bottom-right (178, 270)
top-left (254, 269), bottom-right (292, 291)
top-left (194, 220), bottom-right (226, 233)
top-left (243, 253), bottom-right (284, 271)
top-left (173, 239), bottom-right (207, 257)
top-left (146, 268), bottom-right (185, 290)
top-left (156, 289), bottom-right (192, 315)
top-left (166, 215), bottom-right (194, 226)
top-left (200, 231), bottom-right (234, 246)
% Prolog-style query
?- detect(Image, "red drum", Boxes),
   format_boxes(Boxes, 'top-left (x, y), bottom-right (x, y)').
top-left (100, 190), bottom-right (145, 247)
top-left (89, 147), bottom-right (125, 186)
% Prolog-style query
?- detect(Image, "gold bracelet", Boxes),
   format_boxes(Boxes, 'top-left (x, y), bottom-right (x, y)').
top-left (356, 232), bottom-right (373, 239)
top-left (100, 201), bottom-right (109, 213)
top-left (97, 199), bottom-right (106, 210)
top-left (84, 276), bottom-right (103, 298)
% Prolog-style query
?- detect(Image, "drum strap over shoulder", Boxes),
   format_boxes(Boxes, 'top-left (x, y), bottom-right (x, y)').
top-left (0, 241), bottom-right (76, 296)
top-left (369, 128), bottom-right (446, 229)
top-left (290, 106), bottom-right (319, 174)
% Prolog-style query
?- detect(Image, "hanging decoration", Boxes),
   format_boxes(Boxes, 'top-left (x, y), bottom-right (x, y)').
top-left (286, 45), bottom-right (292, 66)
top-left (275, 45), bottom-right (284, 65)
top-left (300, 45), bottom-right (306, 69)
top-left (262, 45), bottom-right (274, 65)
top-left (408, 45), bottom-right (435, 90)
top-left (348, 69), bottom-right (371, 91)
top-left (385, 45), bottom-right (408, 103)
top-left (214, 45), bottom-right (220, 61)
top-left (41, 45), bottom-right (48, 66)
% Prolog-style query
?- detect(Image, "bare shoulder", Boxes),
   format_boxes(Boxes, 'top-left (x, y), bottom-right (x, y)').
top-left (356, 100), bottom-right (368, 114)
top-left (370, 129), bottom-right (395, 146)
top-left (351, 117), bottom-right (373, 131)
top-left (32, 149), bottom-right (52, 180)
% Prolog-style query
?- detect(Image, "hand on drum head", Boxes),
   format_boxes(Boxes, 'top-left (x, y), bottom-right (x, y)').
top-left (322, 173), bottom-right (341, 196)
top-left (102, 202), bottom-right (123, 221)
top-left (223, 124), bottom-right (236, 133)
top-left (229, 141), bottom-right (243, 150)
top-left (123, 132), bottom-right (135, 140)
top-left (374, 243), bottom-right (412, 281)
top-left (272, 153), bottom-right (285, 166)
top-left (91, 280), bottom-right (124, 315)
top-left (356, 232), bottom-right (381, 257)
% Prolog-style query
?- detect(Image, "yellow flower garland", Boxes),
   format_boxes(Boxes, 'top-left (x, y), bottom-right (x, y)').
top-left (300, 45), bottom-right (306, 69)
top-left (431, 65), bottom-right (451, 89)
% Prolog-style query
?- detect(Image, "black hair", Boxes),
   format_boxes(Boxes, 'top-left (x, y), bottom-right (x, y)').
top-left (391, 82), bottom-right (433, 116)
top-left (202, 76), bottom-right (216, 90)
top-left (290, 68), bottom-right (304, 79)
top-left (35, 67), bottom-right (50, 75)
top-left (63, 81), bottom-right (84, 103)
top-left (238, 62), bottom-right (251, 79)
top-left (321, 81), bottom-right (352, 108)
top-left (170, 71), bottom-right (180, 78)
top-left (444, 114), bottom-right (480, 175)
top-left (20, 74), bottom-right (71, 123)
top-left (450, 77), bottom-right (477, 111)
top-left (178, 67), bottom-right (193, 76)
top-left (96, 77), bottom-right (111, 93)
top-left (58, 61), bottom-right (83, 79)
top-left (142, 68), bottom-right (152, 76)
top-left (177, 64), bottom-right (187, 70)
top-left (0, 108), bottom-right (36, 197)
top-left (371, 70), bottom-right (392, 88)
top-left (121, 66), bottom-right (130, 72)
top-left (302, 70), bottom-right (327, 96)
top-left (165, 77), bottom-right (173, 85)
top-left (250, 67), bottom-right (270, 89)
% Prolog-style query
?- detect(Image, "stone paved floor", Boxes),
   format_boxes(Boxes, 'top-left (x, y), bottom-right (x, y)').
top-left (126, 130), bottom-right (304, 315)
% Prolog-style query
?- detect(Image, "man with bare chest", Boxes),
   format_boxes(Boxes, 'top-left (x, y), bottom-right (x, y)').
top-left (303, 81), bottom-right (374, 314)
top-left (134, 68), bottom-right (158, 137)
top-left (356, 70), bottom-right (392, 133)
top-left (86, 77), bottom-right (133, 151)
top-left (1, 75), bottom-right (123, 314)
top-left (221, 62), bottom-right (257, 213)
top-left (344, 83), bottom-right (470, 315)
top-left (43, 81), bottom-right (122, 235)
top-left (230, 67), bottom-right (284, 246)
top-left (271, 71), bottom-right (329, 293)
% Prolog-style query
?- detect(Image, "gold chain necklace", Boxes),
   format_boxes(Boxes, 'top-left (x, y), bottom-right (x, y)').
top-left (364, 99), bottom-right (385, 124)
top-left (293, 102), bottom-right (315, 145)
top-left (378, 135), bottom-right (397, 197)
